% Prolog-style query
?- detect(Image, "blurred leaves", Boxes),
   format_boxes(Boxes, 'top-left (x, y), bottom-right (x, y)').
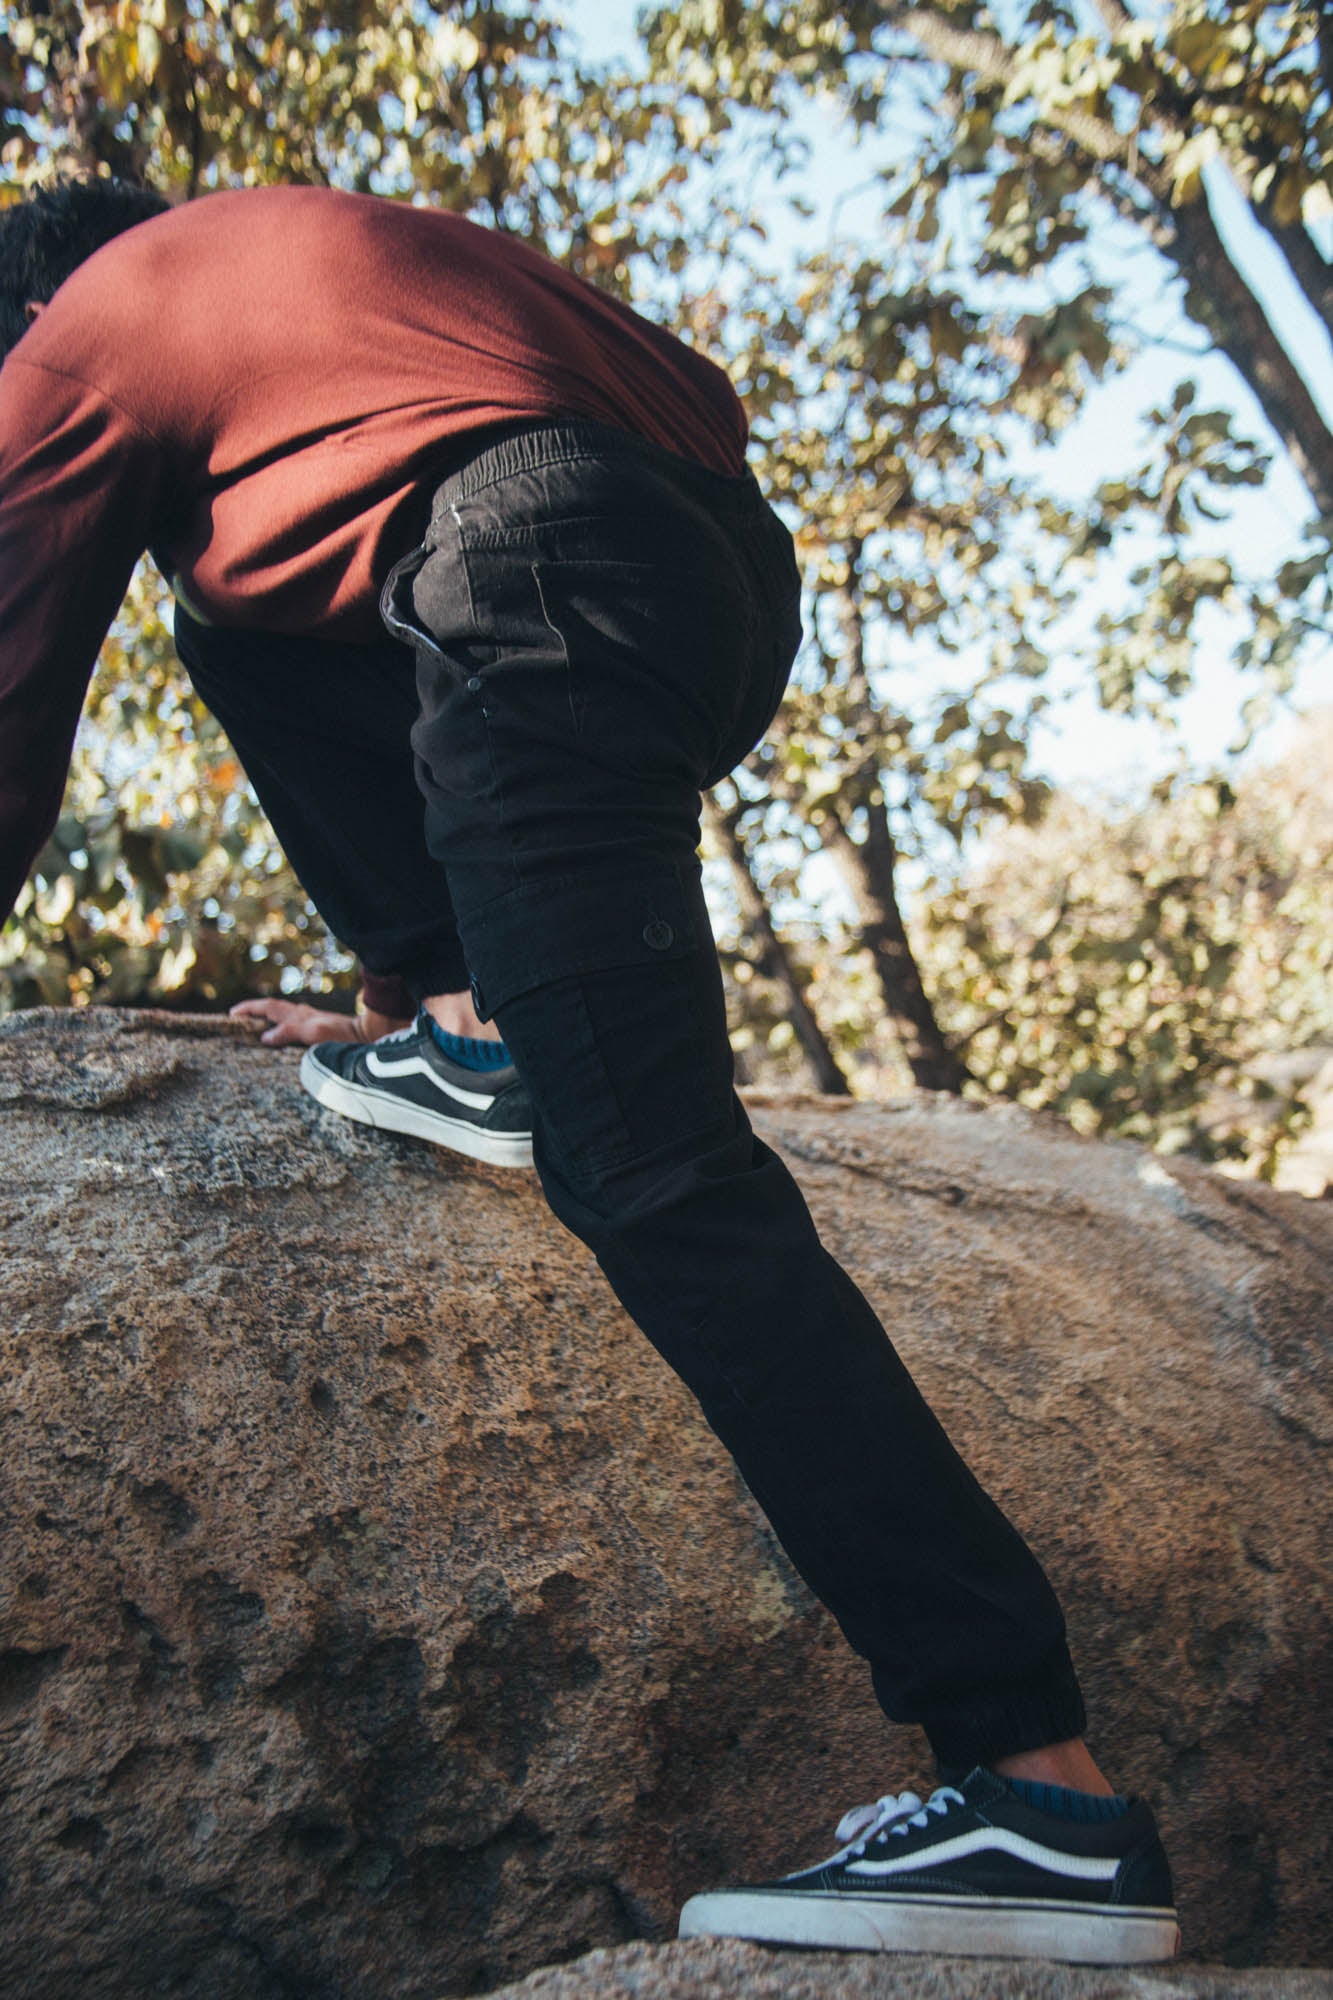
top-left (0, 565), bottom-right (349, 1009)
top-left (643, 0), bottom-right (1333, 514)
top-left (915, 712), bottom-right (1333, 1179)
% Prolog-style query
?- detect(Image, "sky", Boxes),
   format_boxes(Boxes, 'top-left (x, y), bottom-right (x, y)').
top-left (562, 0), bottom-right (1332, 799)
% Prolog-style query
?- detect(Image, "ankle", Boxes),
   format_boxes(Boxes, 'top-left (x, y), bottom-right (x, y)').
top-left (991, 1738), bottom-right (1115, 1798)
top-left (1001, 1775), bottom-right (1128, 1823)
top-left (423, 990), bottom-right (504, 1042)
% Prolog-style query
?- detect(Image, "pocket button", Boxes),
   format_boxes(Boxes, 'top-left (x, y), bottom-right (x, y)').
top-left (643, 920), bottom-right (675, 951)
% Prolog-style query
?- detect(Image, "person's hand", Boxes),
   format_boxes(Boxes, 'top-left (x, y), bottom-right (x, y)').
top-left (229, 997), bottom-right (411, 1048)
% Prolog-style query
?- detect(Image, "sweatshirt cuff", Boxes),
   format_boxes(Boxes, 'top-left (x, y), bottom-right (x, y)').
top-left (358, 969), bottom-right (415, 1021)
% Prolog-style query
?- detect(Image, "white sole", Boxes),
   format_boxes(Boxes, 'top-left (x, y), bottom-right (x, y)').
top-left (677, 1890), bottom-right (1181, 1965)
top-left (300, 1052), bottom-right (534, 1169)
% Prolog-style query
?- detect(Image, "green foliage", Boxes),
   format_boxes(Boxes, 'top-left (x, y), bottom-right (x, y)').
top-left (643, 0), bottom-right (1333, 244)
top-left (2, 0), bottom-right (732, 278)
top-left (714, 715), bottom-right (1333, 1183)
top-left (2, 0), bottom-right (1330, 1187)
top-left (645, 0), bottom-right (1333, 678)
top-left (640, 0), bottom-right (1332, 1123)
top-left (0, 567), bottom-right (348, 1011)
top-left (916, 714), bottom-right (1333, 1172)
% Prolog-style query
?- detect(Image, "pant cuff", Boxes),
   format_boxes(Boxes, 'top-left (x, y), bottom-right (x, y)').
top-left (360, 947), bottom-right (471, 1006)
top-left (878, 1646), bottom-right (1088, 1777)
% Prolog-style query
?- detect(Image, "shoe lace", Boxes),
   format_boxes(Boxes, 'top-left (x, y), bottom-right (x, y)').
top-left (833, 1785), bottom-right (965, 1855)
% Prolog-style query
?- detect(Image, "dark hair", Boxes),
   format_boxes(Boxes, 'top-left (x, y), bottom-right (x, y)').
top-left (0, 175), bottom-right (170, 360)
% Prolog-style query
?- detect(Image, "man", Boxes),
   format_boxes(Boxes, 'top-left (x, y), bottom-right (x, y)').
top-left (0, 177), bottom-right (1177, 1962)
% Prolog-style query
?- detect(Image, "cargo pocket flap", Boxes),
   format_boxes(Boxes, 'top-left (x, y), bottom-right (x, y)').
top-left (463, 866), bottom-right (706, 1021)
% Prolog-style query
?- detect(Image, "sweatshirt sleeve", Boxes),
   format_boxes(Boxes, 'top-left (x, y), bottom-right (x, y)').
top-left (358, 968), bottom-right (415, 1021)
top-left (0, 357), bottom-right (168, 923)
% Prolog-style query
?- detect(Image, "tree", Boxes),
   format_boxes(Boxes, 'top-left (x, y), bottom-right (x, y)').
top-left (704, 185), bottom-right (1284, 1090)
top-left (704, 795), bottom-right (851, 1093)
top-left (644, 0), bottom-right (1333, 521)
top-left (646, 0), bottom-right (1333, 713)
top-left (4, 0), bottom-right (1328, 1166)
top-left (716, 241), bottom-right (1090, 1090)
top-left (638, 0), bottom-right (1331, 1093)
top-left (915, 709), bottom-right (1333, 1179)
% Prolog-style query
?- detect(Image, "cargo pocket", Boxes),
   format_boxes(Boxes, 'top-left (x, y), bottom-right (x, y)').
top-left (460, 863), bottom-right (733, 1179)
top-left (464, 864), bottom-right (704, 1018)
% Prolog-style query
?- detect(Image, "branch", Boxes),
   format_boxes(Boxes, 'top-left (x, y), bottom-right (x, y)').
top-left (890, 5), bottom-right (1156, 181)
top-left (1023, 121), bottom-right (1173, 244)
top-left (945, 1000), bottom-right (1017, 1055)
top-left (820, 802), bottom-right (972, 1093)
top-left (879, 7), bottom-right (1333, 512)
top-left (1250, 205), bottom-right (1333, 346)
top-left (818, 573), bottom-right (972, 1095)
top-left (1170, 191), bottom-right (1333, 519)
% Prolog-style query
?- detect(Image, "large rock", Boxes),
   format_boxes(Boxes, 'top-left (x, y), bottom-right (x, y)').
top-left (0, 1007), bottom-right (1330, 2000)
top-left (484, 1938), bottom-right (1333, 2000)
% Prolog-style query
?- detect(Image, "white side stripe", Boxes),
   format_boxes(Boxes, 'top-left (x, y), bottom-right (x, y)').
top-left (847, 1828), bottom-right (1120, 1882)
top-left (365, 1050), bottom-right (494, 1110)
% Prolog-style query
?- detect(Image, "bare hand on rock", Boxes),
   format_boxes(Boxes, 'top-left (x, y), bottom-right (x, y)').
top-left (229, 998), bottom-right (410, 1047)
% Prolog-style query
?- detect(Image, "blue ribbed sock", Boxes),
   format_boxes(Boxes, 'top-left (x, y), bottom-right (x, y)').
top-left (1002, 1776), bottom-right (1128, 1823)
top-left (425, 1015), bottom-right (511, 1071)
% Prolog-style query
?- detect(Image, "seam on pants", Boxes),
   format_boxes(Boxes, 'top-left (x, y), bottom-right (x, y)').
top-left (451, 503), bottom-right (484, 635)
top-left (531, 561), bottom-right (593, 737)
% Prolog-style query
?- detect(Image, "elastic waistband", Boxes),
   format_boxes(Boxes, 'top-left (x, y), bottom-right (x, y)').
top-left (436, 417), bottom-right (765, 515)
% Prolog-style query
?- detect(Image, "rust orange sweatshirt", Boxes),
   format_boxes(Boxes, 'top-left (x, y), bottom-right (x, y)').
top-left (0, 184), bottom-right (748, 923)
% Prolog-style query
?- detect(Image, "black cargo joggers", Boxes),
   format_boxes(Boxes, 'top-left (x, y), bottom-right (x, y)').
top-left (176, 420), bottom-right (1086, 1771)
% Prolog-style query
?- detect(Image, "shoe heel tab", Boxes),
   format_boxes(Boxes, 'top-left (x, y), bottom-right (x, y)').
top-left (1114, 1832), bottom-right (1176, 1913)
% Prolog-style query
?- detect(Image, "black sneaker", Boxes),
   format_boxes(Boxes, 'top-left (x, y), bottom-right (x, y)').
top-left (678, 1767), bottom-right (1179, 1964)
top-left (299, 1016), bottom-right (533, 1169)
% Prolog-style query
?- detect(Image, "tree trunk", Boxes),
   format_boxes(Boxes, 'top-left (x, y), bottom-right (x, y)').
top-left (813, 564), bottom-right (971, 1095)
top-left (706, 797), bottom-right (851, 1096)
top-left (1171, 189), bottom-right (1333, 523)
top-left (823, 798), bottom-right (971, 1095)
top-left (1246, 197), bottom-right (1333, 353)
